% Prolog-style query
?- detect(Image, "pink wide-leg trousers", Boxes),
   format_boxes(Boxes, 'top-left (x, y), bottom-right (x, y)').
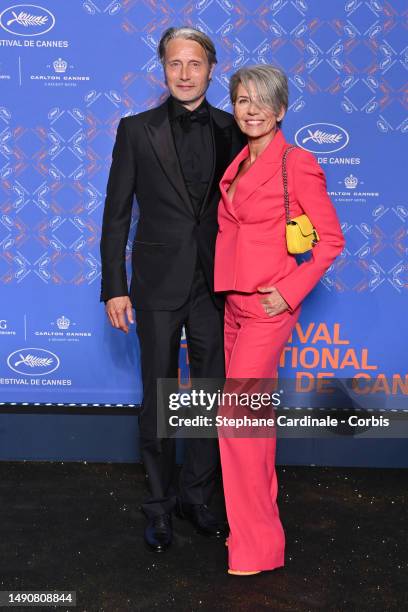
top-left (218, 291), bottom-right (300, 572)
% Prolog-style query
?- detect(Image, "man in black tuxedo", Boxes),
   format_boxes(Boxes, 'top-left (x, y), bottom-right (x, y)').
top-left (100, 27), bottom-right (245, 552)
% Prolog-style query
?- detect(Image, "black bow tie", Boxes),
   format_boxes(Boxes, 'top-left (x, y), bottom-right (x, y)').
top-left (178, 108), bottom-right (210, 132)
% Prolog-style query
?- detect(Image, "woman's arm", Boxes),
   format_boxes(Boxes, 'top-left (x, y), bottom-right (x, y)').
top-left (273, 149), bottom-right (345, 311)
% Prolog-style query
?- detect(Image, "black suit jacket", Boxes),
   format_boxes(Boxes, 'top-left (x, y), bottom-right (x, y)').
top-left (99, 98), bottom-right (245, 310)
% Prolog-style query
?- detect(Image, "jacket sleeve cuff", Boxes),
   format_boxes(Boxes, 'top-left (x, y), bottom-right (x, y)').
top-left (274, 279), bottom-right (299, 313)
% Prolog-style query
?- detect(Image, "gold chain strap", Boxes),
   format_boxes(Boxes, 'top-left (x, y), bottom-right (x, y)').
top-left (282, 145), bottom-right (297, 224)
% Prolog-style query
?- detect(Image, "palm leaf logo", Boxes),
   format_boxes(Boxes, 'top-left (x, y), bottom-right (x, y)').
top-left (302, 129), bottom-right (343, 145)
top-left (14, 353), bottom-right (53, 368)
top-left (6, 11), bottom-right (48, 27)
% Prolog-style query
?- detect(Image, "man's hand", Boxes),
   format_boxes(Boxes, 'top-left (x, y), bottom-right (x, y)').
top-left (257, 286), bottom-right (289, 317)
top-left (105, 296), bottom-right (134, 333)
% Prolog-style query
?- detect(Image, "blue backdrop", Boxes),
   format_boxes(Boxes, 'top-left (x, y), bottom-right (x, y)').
top-left (0, 0), bottom-right (406, 410)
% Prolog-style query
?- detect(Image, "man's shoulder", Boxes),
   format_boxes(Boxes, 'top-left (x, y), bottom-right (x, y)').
top-left (119, 99), bottom-right (238, 131)
top-left (208, 105), bottom-right (245, 145)
top-left (119, 100), bottom-right (168, 128)
top-left (208, 104), bottom-right (235, 128)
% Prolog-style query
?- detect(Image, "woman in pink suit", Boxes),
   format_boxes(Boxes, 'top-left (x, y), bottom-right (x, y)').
top-left (214, 65), bottom-right (345, 575)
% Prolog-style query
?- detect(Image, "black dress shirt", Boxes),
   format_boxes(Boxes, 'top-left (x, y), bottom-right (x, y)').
top-left (168, 96), bottom-right (213, 217)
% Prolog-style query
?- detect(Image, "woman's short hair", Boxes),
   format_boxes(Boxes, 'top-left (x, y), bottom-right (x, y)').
top-left (229, 64), bottom-right (289, 126)
top-left (158, 27), bottom-right (217, 66)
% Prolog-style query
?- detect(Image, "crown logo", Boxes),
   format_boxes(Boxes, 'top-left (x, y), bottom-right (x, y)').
top-left (53, 58), bottom-right (67, 73)
top-left (56, 315), bottom-right (70, 330)
top-left (344, 174), bottom-right (358, 189)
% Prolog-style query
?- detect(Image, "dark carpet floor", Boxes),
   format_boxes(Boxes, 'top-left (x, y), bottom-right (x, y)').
top-left (0, 462), bottom-right (406, 612)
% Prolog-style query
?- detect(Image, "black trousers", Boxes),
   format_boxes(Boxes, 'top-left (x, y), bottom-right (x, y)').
top-left (135, 259), bottom-right (225, 518)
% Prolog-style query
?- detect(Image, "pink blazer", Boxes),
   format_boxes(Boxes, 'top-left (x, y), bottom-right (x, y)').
top-left (214, 129), bottom-right (345, 311)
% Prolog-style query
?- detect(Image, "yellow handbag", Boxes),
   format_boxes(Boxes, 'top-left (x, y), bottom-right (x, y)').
top-left (283, 146), bottom-right (320, 254)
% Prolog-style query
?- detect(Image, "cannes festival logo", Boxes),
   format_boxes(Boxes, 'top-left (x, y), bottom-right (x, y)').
top-left (0, 4), bottom-right (55, 36)
top-left (295, 123), bottom-right (349, 154)
top-left (7, 348), bottom-right (60, 376)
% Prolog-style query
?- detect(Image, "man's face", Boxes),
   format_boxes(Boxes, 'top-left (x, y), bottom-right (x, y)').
top-left (163, 38), bottom-right (215, 110)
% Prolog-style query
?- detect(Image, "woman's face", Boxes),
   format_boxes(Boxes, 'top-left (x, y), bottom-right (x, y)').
top-left (233, 81), bottom-right (284, 140)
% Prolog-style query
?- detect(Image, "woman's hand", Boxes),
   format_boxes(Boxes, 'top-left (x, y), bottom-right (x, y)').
top-left (257, 286), bottom-right (289, 317)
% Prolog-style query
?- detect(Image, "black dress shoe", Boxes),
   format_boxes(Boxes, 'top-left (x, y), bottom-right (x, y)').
top-left (177, 502), bottom-right (227, 538)
top-left (144, 513), bottom-right (172, 552)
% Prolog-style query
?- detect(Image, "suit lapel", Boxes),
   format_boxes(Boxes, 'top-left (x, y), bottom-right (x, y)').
top-left (220, 145), bottom-right (248, 221)
top-left (212, 112), bottom-right (233, 189)
top-left (229, 129), bottom-right (288, 211)
top-left (144, 101), bottom-right (194, 215)
top-left (197, 105), bottom-right (234, 217)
